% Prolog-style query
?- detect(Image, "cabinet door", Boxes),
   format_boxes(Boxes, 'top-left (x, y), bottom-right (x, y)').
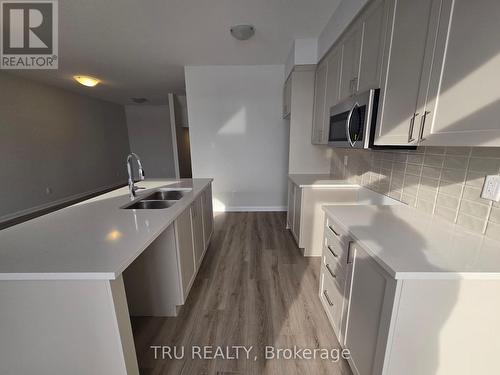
top-left (419, 0), bottom-right (500, 146)
top-left (293, 185), bottom-right (302, 244)
top-left (343, 245), bottom-right (396, 375)
top-left (340, 26), bottom-right (362, 100)
top-left (191, 197), bottom-right (204, 268)
top-left (287, 180), bottom-right (294, 229)
top-left (325, 46), bottom-right (343, 115)
top-left (373, 0), bottom-right (435, 146)
top-left (175, 208), bottom-right (196, 298)
top-left (312, 60), bottom-right (328, 144)
top-left (358, 0), bottom-right (388, 93)
top-left (202, 185), bottom-right (213, 247)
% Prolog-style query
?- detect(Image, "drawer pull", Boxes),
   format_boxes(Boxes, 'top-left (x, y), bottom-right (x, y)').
top-left (327, 245), bottom-right (339, 258)
top-left (326, 264), bottom-right (337, 279)
top-left (323, 290), bottom-right (334, 306)
top-left (328, 225), bottom-right (340, 237)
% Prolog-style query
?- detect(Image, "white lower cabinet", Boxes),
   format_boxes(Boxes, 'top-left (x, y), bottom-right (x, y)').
top-left (190, 196), bottom-right (205, 269)
top-left (287, 180), bottom-right (303, 245)
top-left (175, 208), bottom-right (197, 299)
top-left (343, 245), bottom-right (396, 375)
top-left (292, 184), bottom-right (302, 242)
top-left (124, 183), bottom-right (214, 317)
top-left (287, 180), bottom-right (295, 229)
top-left (287, 182), bottom-right (399, 256)
top-left (320, 212), bottom-right (500, 375)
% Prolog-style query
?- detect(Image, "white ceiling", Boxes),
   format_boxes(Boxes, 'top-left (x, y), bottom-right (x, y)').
top-left (11, 0), bottom-right (341, 105)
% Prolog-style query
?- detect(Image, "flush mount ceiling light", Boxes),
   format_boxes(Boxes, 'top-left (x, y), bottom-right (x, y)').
top-left (73, 75), bottom-right (100, 87)
top-left (230, 24), bottom-right (255, 41)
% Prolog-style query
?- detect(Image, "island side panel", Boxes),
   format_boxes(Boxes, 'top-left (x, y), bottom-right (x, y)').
top-left (0, 277), bottom-right (139, 375)
top-left (123, 224), bottom-right (183, 317)
top-left (386, 279), bottom-right (500, 375)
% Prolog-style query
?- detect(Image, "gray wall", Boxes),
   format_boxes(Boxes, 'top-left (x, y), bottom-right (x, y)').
top-left (125, 105), bottom-right (177, 178)
top-left (0, 72), bottom-right (130, 221)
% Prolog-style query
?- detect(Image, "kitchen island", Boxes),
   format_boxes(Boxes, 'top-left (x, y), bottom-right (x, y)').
top-left (0, 179), bottom-right (213, 375)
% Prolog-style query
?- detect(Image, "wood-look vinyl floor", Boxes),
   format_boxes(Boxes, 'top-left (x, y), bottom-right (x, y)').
top-left (131, 212), bottom-right (352, 375)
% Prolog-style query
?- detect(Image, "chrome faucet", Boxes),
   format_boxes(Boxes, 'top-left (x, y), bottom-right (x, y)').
top-left (127, 153), bottom-right (146, 200)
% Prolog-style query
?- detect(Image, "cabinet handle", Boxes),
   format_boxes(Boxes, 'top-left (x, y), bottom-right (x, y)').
top-left (328, 225), bottom-right (340, 237)
top-left (407, 112), bottom-right (419, 143)
top-left (347, 241), bottom-right (354, 265)
top-left (326, 264), bottom-right (337, 278)
top-left (323, 290), bottom-right (334, 306)
top-left (351, 77), bottom-right (358, 94)
top-left (418, 111), bottom-right (431, 141)
top-left (327, 245), bottom-right (339, 258)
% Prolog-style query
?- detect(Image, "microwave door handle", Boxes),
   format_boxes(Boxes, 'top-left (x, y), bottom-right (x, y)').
top-left (346, 102), bottom-right (359, 148)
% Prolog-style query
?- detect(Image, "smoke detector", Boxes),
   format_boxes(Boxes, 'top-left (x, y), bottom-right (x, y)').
top-left (230, 25), bottom-right (255, 41)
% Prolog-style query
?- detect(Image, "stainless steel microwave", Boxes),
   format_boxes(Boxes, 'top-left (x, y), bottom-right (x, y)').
top-left (328, 89), bottom-right (379, 149)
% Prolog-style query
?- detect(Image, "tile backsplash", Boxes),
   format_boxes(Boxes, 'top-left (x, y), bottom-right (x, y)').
top-left (330, 147), bottom-right (500, 238)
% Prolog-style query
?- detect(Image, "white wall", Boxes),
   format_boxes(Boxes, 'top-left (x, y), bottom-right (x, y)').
top-left (0, 72), bottom-right (130, 222)
top-left (125, 105), bottom-right (176, 178)
top-left (285, 38), bottom-right (319, 78)
top-left (185, 65), bottom-right (288, 211)
top-left (317, 0), bottom-right (370, 60)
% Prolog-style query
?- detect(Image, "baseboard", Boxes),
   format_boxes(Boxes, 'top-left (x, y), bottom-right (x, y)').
top-left (214, 206), bottom-right (287, 212)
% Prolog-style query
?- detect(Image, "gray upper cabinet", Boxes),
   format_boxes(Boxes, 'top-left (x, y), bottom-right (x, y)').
top-left (312, 60), bottom-right (328, 144)
top-left (325, 46), bottom-right (343, 119)
top-left (373, 0), bottom-right (435, 146)
top-left (339, 26), bottom-right (362, 101)
top-left (357, 0), bottom-right (388, 93)
top-left (312, 0), bottom-right (387, 146)
top-left (418, 0), bottom-right (500, 146)
top-left (313, 0), bottom-right (499, 148)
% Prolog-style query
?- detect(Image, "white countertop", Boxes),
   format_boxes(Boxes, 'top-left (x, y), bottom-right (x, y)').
top-left (288, 174), bottom-right (358, 188)
top-left (323, 205), bottom-right (500, 280)
top-left (0, 179), bottom-right (212, 281)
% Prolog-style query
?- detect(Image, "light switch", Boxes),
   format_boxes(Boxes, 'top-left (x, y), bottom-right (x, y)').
top-left (481, 175), bottom-right (500, 202)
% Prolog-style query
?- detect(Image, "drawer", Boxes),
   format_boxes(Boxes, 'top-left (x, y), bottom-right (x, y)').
top-left (320, 265), bottom-right (345, 336)
top-left (323, 248), bottom-right (347, 284)
top-left (324, 231), bottom-right (348, 266)
top-left (325, 216), bottom-right (351, 246)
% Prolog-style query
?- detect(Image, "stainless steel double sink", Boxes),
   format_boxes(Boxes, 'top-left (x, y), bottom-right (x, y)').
top-left (122, 188), bottom-right (191, 210)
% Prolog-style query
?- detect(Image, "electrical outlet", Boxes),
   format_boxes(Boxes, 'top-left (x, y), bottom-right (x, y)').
top-left (481, 175), bottom-right (500, 202)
